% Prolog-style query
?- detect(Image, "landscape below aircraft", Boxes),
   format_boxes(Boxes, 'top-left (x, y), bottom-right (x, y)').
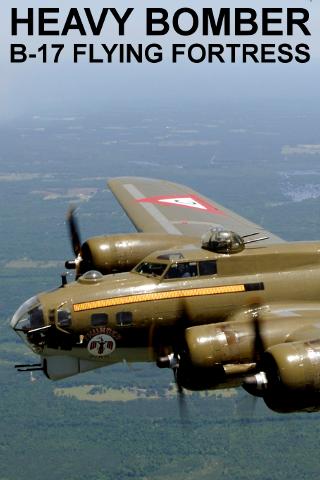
top-left (11, 177), bottom-right (320, 414)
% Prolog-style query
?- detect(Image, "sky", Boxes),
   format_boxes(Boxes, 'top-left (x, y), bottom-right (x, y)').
top-left (0, 0), bottom-right (319, 120)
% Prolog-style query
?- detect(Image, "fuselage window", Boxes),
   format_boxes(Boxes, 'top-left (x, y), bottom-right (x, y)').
top-left (165, 262), bottom-right (198, 279)
top-left (91, 313), bottom-right (108, 327)
top-left (134, 262), bottom-right (167, 277)
top-left (199, 260), bottom-right (217, 276)
top-left (116, 311), bottom-right (133, 326)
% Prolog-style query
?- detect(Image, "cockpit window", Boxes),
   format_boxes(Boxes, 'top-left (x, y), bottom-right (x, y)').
top-left (134, 262), bottom-right (167, 277)
top-left (164, 262), bottom-right (198, 279)
top-left (199, 260), bottom-right (217, 276)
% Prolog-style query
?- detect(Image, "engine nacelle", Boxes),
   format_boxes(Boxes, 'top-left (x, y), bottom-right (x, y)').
top-left (184, 318), bottom-right (320, 407)
top-left (184, 315), bottom-right (297, 369)
top-left (179, 318), bottom-right (267, 391)
top-left (261, 340), bottom-right (320, 413)
top-left (185, 322), bottom-right (255, 368)
top-left (265, 340), bottom-right (320, 391)
top-left (78, 233), bottom-right (197, 275)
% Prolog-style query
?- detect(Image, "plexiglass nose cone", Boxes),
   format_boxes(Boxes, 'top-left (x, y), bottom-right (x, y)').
top-left (11, 296), bottom-right (43, 330)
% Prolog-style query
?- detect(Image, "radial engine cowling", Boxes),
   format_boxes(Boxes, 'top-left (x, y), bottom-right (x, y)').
top-left (185, 322), bottom-right (255, 368)
top-left (261, 340), bottom-right (320, 413)
top-left (75, 233), bottom-right (197, 275)
top-left (178, 321), bottom-right (259, 391)
top-left (185, 316), bottom-right (285, 370)
top-left (184, 320), bottom-right (320, 412)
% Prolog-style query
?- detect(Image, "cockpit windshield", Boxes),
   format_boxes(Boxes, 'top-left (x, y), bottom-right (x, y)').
top-left (134, 262), bottom-right (167, 278)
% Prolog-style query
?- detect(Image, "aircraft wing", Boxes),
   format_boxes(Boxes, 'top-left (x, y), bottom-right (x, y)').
top-left (108, 177), bottom-right (283, 244)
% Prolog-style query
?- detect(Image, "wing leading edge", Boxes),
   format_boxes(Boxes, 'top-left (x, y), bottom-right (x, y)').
top-left (108, 177), bottom-right (283, 245)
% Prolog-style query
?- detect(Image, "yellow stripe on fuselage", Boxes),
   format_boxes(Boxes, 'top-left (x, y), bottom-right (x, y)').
top-left (73, 284), bottom-right (246, 312)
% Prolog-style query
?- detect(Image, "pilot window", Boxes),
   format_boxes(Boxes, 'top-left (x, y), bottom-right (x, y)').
top-left (116, 311), bottom-right (133, 326)
top-left (199, 260), bottom-right (217, 276)
top-left (91, 313), bottom-right (108, 327)
top-left (165, 262), bottom-right (198, 279)
top-left (134, 262), bottom-right (167, 277)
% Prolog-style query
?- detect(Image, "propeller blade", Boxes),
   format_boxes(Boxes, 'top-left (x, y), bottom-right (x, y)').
top-left (173, 367), bottom-right (189, 425)
top-left (252, 307), bottom-right (266, 367)
top-left (172, 301), bottom-right (191, 423)
top-left (67, 206), bottom-right (82, 257)
top-left (235, 391), bottom-right (258, 418)
top-left (153, 300), bottom-right (190, 424)
top-left (242, 305), bottom-right (269, 402)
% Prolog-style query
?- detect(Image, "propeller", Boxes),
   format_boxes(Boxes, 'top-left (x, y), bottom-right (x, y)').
top-left (154, 301), bottom-right (190, 424)
top-left (169, 301), bottom-right (191, 423)
top-left (234, 306), bottom-right (267, 417)
top-left (67, 206), bottom-right (82, 257)
top-left (252, 306), bottom-right (266, 367)
top-left (65, 207), bottom-right (82, 273)
top-left (242, 305), bottom-right (268, 400)
top-left (173, 363), bottom-right (189, 425)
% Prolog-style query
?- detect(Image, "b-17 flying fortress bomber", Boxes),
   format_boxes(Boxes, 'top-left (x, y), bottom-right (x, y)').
top-left (11, 177), bottom-right (320, 414)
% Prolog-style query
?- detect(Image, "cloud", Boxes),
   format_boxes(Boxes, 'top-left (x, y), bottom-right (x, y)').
top-left (281, 183), bottom-right (320, 202)
top-left (5, 258), bottom-right (62, 269)
top-left (0, 173), bottom-right (53, 182)
top-left (282, 144), bottom-right (320, 156)
top-left (31, 187), bottom-right (98, 201)
top-left (229, 128), bottom-right (247, 134)
top-left (158, 139), bottom-right (219, 147)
